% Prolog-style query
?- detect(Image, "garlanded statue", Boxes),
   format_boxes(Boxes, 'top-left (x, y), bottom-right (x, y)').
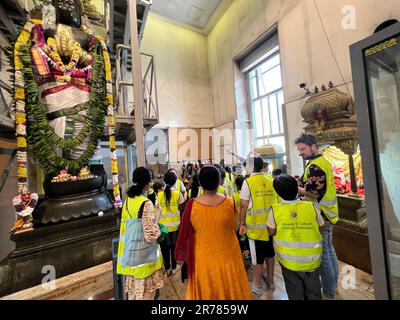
top-left (10, 0), bottom-right (122, 233)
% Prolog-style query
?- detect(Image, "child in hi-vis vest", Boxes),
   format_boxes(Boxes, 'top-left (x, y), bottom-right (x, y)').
top-left (158, 171), bottom-right (185, 275)
top-left (267, 174), bottom-right (325, 300)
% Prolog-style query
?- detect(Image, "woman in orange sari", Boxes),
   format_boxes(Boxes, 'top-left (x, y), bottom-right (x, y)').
top-left (176, 165), bottom-right (252, 300)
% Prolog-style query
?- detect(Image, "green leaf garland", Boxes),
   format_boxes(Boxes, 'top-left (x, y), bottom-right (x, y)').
top-left (20, 38), bottom-right (107, 175)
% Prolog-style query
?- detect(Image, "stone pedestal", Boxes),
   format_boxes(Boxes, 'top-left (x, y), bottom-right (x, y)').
top-left (333, 194), bottom-right (372, 274)
top-left (0, 208), bottom-right (119, 297)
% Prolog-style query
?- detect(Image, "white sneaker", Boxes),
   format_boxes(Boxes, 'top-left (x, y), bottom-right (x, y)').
top-left (166, 268), bottom-right (172, 276)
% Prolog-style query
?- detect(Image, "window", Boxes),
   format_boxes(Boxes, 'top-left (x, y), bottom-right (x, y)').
top-left (248, 47), bottom-right (285, 151)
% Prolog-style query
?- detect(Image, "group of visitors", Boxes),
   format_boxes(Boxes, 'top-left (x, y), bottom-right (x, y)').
top-left (116, 133), bottom-right (339, 300)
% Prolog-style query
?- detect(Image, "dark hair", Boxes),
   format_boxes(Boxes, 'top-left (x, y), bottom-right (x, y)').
top-left (272, 168), bottom-right (283, 177)
top-left (199, 166), bottom-right (220, 192)
top-left (189, 171), bottom-right (200, 199)
top-left (225, 166), bottom-right (232, 175)
top-left (273, 174), bottom-right (298, 201)
top-left (252, 157), bottom-right (264, 172)
top-left (235, 175), bottom-right (245, 191)
top-left (127, 167), bottom-right (152, 198)
top-left (167, 168), bottom-right (179, 178)
top-left (152, 181), bottom-right (164, 193)
top-left (219, 167), bottom-right (226, 180)
top-left (163, 171), bottom-right (177, 211)
top-left (294, 133), bottom-right (317, 147)
top-left (263, 160), bottom-right (269, 169)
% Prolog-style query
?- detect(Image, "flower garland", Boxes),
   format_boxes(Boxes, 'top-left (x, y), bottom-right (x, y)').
top-left (45, 37), bottom-right (83, 82)
top-left (13, 20), bottom-right (122, 208)
top-left (97, 36), bottom-right (122, 208)
top-left (20, 37), bottom-right (106, 174)
top-left (14, 20), bottom-right (39, 194)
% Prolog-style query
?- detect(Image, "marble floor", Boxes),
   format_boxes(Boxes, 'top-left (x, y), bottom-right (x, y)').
top-left (156, 260), bottom-right (375, 300)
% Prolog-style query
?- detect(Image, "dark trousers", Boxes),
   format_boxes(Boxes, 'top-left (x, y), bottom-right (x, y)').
top-left (280, 264), bottom-right (322, 300)
top-left (160, 230), bottom-right (179, 270)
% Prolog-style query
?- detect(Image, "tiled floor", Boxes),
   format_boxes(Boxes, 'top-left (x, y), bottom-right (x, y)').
top-left (157, 260), bottom-right (375, 300)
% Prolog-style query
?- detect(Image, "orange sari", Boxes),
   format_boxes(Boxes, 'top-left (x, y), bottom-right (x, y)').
top-left (186, 197), bottom-right (252, 300)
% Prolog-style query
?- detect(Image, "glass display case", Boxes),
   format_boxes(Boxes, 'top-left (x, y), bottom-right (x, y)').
top-left (351, 21), bottom-right (400, 300)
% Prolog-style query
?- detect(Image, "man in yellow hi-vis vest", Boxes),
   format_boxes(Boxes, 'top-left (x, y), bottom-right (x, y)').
top-left (239, 157), bottom-right (278, 295)
top-left (268, 174), bottom-right (325, 300)
top-left (295, 133), bottom-right (339, 299)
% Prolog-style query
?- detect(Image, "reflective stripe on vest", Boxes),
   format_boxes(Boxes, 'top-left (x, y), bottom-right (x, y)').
top-left (274, 240), bottom-right (322, 249)
top-left (117, 196), bottom-right (163, 278)
top-left (272, 201), bottom-right (322, 271)
top-left (276, 253), bottom-right (321, 263)
top-left (158, 190), bottom-right (181, 232)
top-left (245, 174), bottom-right (278, 241)
top-left (304, 156), bottom-right (339, 224)
top-left (247, 207), bottom-right (271, 216)
top-left (246, 223), bottom-right (268, 230)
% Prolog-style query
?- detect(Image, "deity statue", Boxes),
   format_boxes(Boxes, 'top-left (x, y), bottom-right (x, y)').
top-left (11, 0), bottom-right (122, 233)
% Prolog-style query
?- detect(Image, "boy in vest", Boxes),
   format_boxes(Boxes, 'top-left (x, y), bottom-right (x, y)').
top-left (295, 133), bottom-right (339, 299)
top-left (267, 174), bottom-right (325, 300)
top-left (239, 157), bottom-right (278, 294)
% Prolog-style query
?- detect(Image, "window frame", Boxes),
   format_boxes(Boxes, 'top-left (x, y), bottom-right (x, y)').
top-left (247, 49), bottom-right (285, 150)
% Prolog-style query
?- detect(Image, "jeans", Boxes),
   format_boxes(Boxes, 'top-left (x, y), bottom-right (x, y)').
top-left (319, 222), bottom-right (339, 298)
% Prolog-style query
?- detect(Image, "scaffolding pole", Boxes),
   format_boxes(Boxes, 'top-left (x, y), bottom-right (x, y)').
top-left (128, 0), bottom-right (145, 166)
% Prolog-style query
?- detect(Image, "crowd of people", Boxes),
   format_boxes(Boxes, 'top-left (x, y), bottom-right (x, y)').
top-left (116, 133), bottom-right (339, 300)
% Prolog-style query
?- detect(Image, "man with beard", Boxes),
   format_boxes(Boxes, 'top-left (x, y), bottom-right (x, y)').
top-left (295, 133), bottom-right (339, 299)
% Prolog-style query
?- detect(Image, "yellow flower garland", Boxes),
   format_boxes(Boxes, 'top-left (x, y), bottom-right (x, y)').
top-left (46, 37), bottom-right (83, 82)
top-left (14, 21), bottom-right (122, 209)
top-left (14, 21), bottom-right (37, 194)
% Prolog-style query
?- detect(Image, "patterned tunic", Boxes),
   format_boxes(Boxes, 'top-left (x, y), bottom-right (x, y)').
top-left (125, 201), bottom-right (167, 300)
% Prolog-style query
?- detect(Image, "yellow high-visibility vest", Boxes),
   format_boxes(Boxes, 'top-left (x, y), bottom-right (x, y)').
top-left (245, 173), bottom-right (278, 241)
top-left (158, 190), bottom-right (181, 232)
top-left (176, 179), bottom-right (185, 195)
top-left (272, 200), bottom-right (323, 271)
top-left (224, 176), bottom-right (234, 197)
top-left (303, 156), bottom-right (339, 224)
top-left (117, 196), bottom-right (163, 278)
top-left (233, 191), bottom-right (241, 231)
top-left (233, 191), bottom-right (241, 213)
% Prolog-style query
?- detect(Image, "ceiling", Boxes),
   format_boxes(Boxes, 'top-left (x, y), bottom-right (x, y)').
top-left (150, 0), bottom-right (232, 34)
